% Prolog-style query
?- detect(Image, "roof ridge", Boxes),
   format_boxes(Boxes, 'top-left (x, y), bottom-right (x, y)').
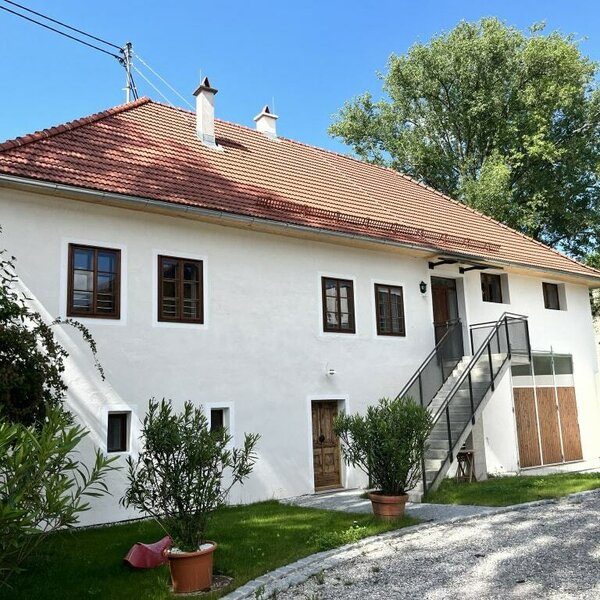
top-left (0, 97), bottom-right (152, 153)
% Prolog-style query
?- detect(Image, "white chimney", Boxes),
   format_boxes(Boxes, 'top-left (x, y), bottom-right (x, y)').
top-left (254, 105), bottom-right (278, 139)
top-left (193, 77), bottom-right (218, 147)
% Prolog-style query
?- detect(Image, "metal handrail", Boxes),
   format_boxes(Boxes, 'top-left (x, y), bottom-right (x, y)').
top-left (395, 319), bottom-right (462, 402)
top-left (431, 313), bottom-right (528, 423)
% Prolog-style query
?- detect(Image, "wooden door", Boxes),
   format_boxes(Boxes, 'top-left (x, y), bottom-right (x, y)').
top-left (431, 277), bottom-right (459, 344)
top-left (513, 388), bottom-right (542, 468)
top-left (557, 387), bottom-right (583, 462)
top-left (312, 401), bottom-right (341, 490)
top-left (536, 387), bottom-right (563, 465)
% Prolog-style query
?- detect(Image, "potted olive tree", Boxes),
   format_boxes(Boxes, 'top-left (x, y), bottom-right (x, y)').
top-left (121, 399), bottom-right (259, 593)
top-left (334, 396), bottom-right (433, 519)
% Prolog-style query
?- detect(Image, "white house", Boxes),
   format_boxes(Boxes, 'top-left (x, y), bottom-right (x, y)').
top-left (1, 79), bottom-right (600, 525)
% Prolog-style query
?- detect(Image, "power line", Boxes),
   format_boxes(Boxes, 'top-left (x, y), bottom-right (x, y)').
top-left (0, 4), bottom-right (121, 61)
top-left (132, 64), bottom-right (175, 105)
top-left (134, 53), bottom-right (193, 109)
top-left (2, 0), bottom-right (121, 50)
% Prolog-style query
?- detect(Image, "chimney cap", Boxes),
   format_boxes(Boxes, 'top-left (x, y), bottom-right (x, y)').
top-left (254, 105), bottom-right (279, 122)
top-left (193, 76), bottom-right (218, 97)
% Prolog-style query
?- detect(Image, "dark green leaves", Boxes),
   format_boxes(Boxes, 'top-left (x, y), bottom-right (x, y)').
top-left (334, 397), bottom-right (433, 496)
top-left (121, 398), bottom-right (260, 552)
top-left (330, 18), bottom-right (600, 258)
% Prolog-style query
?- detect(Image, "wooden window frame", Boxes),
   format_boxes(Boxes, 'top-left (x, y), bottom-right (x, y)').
top-left (481, 273), bottom-right (503, 304)
top-left (158, 255), bottom-right (204, 324)
top-left (542, 282), bottom-right (560, 310)
top-left (67, 244), bottom-right (121, 319)
top-left (374, 283), bottom-right (406, 336)
top-left (107, 412), bottom-right (129, 453)
top-left (321, 277), bottom-right (356, 334)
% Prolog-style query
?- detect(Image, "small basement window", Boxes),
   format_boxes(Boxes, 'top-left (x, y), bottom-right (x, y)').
top-left (107, 412), bottom-right (130, 452)
top-left (210, 408), bottom-right (225, 432)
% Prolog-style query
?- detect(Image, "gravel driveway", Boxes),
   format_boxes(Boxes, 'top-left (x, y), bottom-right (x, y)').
top-left (275, 491), bottom-right (600, 599)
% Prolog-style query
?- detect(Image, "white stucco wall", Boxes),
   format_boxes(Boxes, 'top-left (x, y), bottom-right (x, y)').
top-left (2, 187), bottom-right (600, 523)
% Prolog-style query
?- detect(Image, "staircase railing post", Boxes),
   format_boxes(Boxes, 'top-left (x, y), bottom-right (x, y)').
top-left (488, 343), bottom-right (495, 391)
top-left (525, 319), bottom-right (532, 362)
top-left (445, 405), bottom-right (453, 463)
top-left (418, 373), bottom-right (424, 407)
top-left (468, 371), bottom-right (475, 424)
top-left (504, 316), bottom-right (511, 359)
top-left (421, 449), bottom-right (427, 496)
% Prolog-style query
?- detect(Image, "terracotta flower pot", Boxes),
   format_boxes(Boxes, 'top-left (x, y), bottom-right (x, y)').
top-left (368, 492), bottom-right (409, 519)
top-left (167, 541), bottom-right (217, 593)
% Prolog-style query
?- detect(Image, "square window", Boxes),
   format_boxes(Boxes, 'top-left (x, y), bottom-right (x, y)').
top-left (68, 244), bottom-right (121, 319)
top-left (158, 256), bottom-right (203, 323)
top-left (375, 284), bottom-right (406, 336)
top-left (543, 282), bottom-right (561, 310)
top-left (107, 412), bottom-right (129, 452)
top-left (481, 273), bottom-right (503, 303)
top-left (321, 277), bottom-right (355, 333)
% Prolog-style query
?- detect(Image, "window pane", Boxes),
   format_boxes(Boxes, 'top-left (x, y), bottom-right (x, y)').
top-left (73, 291), bottom-right (92, 311)
top-left (97, 251), bottom-right (116, 274)
top-left (162, 260), bottom-right (177, 279)
top-left (511, 363), bottom-right (532, 377)
top-left (326, 311), bottom-right (339, 327)
top-left (210, 409), bottom-right (224, 432)
top-left (162, 299), bottom-right (177, 317)
top-left (325, 281), bottom-right (337, 297)
top-left (163, 281), bottom-right (177, 298)
top-left (553, 355), bottom-right (573, 375)
top-left (97, 274), bottom-right (115, 294)
top-left (543, 283), bottom-right (560, 310)
top-left (107, 413), bottom-right (127, 452)
top-left (533, 355), bottom-right (553, 376)
top-left (183, 263), bottom-right (199, 281)
top-left (73, 270), bottom-right (93, 291)
top-left (73, 248), bottom-right (93, 270)
top-left (183, 300), bottom-right (199, 319)
top-left (326, 296), bottom-right (338, 313)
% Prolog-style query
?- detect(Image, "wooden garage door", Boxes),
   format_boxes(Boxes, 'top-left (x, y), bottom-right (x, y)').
top-left (513, 388), bottom-right (542, 468)
top-left (514, 386), bottom-right (582, 468)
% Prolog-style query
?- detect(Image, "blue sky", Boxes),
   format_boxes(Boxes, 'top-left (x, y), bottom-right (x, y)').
top-left (1, 1), bottom-right (599, 153)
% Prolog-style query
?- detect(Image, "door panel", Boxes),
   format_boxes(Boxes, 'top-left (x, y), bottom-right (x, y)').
top-left (513, 388), bottom-right (542, 468)
top-left (536, 387), bottom-right (563, 465)
top-left (557, 387), bottom-right (583, 462)
top-left (312, 401), bottom-right (341, 489)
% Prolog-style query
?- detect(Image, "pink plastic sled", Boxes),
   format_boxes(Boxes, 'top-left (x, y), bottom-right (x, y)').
top-left (124, 535), bottom-right (172, 569)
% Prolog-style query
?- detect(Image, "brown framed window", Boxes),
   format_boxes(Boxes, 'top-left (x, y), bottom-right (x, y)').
top-left (107, 412), bottom-right (129, 452)
top-left (481, 273), bottom-right (503, 303)
top-left (543, 282), bottom-right (560, 310)
top-left (158, 256), bottom-right (203, 323)
top-left (322, 277), bottom-right (355, 333)
top-left (68, 244), bottom-right (120, 318)
top-left (375, 284), bottom-right (406, 336)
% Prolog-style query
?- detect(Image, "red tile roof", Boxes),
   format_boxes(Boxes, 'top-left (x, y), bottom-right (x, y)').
top-left (0, 97), bottom-right (598, 280)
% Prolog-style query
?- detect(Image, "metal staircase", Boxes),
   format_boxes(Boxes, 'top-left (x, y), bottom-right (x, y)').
top-left (396, 313), bottom-right (531, 496)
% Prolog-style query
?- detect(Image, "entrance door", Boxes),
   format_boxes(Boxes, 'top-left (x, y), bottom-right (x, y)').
top-left (312, 401), bottom-right (341, 490)
top-left (431, 277), bottom-right (459, 344)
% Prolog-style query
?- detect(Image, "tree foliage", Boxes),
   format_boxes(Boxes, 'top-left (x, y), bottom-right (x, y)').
top-left (122, 398), bottom-right (260, 552)
top-left (330, 18), bottom-right (600, 257)
top-left (0, 237), bottom-right (103, 426)
top-left (334, 397), bottom-right (433, 496)
top-left (0, 406), bottom-right (117, 586)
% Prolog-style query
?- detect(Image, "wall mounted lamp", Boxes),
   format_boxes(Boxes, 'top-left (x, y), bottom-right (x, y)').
top-left (419, 281), bottom-right (428, 294)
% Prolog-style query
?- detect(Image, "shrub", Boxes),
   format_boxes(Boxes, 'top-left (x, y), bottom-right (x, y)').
top-left (122, 398), bottom-right (260, 551)
top-left (0, 407), bottom-right (117, 585)
top-left (334, 396), bottom-right (433, 496)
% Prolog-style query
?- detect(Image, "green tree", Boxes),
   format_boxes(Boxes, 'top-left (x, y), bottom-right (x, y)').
top-left (0, 236), bottom-right (103, 426)
top-left (330, 18), bottom-right (600, 257)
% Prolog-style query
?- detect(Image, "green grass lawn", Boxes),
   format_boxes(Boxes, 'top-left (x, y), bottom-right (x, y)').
top-left (425, 472), bottom-right (600, 507)
top-left (7, 500), bottom-right (417, 600)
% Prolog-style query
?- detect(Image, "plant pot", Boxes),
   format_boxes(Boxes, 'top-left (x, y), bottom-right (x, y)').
top-left (167, 541), bottom-right (217, 593)
top-left (368, 492), bottom-right (409, 519)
